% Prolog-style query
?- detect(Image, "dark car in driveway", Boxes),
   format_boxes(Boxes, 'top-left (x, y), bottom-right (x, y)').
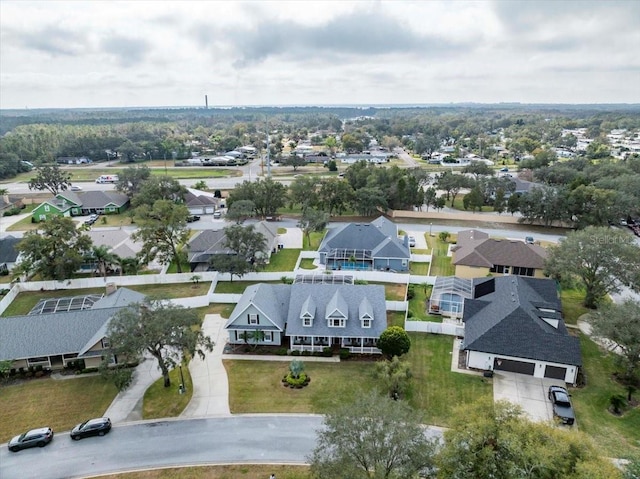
top-left (8, 427), bottom-right (54, 452)
top-left (548, 386), bottom-right (575, 425)
top-left (70, 417), bottom-right (112, 440)
top-left (186, 215), bottom-right (201, 223)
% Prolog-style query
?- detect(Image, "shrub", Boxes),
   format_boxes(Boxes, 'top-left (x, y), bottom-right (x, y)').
top-left (377, 326), bottom-right (411, 357)
top-left (407, 285), bottom-right (415, 300)
top-left (35, 364), bottom-right (43, 372)
top-left (280, 276), bottom-right (294, 284)
top-left (276, 348), bottom-right (288, 356)
top-left (291, 350), bottom-right (301, 356)
top-left (339, 349), bottom-right (351, 360)
top-left (284, 372), bottom-right (311, 388)
top-left (302, 350), bottom-right (311, 356)
top-left (322, 347), bottom-right (333, 357)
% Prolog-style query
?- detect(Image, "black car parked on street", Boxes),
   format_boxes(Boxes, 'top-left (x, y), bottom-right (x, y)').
top-left (70, 417), bottom-right (112, 440)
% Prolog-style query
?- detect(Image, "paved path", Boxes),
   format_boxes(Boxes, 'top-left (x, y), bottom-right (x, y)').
top-left (180, 314), bottom-right (231, 417)
top-left (279, 226), bottom-right (303, 248)
top-left (103, 355), bottom-right (161, 422)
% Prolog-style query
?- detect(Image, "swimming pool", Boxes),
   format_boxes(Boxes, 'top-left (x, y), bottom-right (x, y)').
top-left (330, 261), bottom-right (371, 271)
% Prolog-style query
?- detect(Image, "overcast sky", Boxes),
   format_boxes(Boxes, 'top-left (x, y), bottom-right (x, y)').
top-left (1, 0), bottom-right (639, 109)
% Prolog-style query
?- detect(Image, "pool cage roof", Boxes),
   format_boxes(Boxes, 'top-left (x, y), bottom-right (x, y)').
top-left (428, 276), bottom-right (474, 317)
top-left (294, 274), bottom-right (354, 285)
top-left (28, 294), bottom-right (105, 315)
top-left (325, 248), bottom-right (372, 261)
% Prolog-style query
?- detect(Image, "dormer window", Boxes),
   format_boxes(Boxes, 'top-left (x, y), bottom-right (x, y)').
top-left (248, 313), bottom-right (258, 325)
top-left (362, 319), bottom-right (371, 328)
top-left (303, 317), bottom-right (313, 327)
top-left (329, 318), bottom-right (345, 328)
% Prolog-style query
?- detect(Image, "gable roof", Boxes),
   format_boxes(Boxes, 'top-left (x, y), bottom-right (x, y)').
top-left (78, 191), bottom-right (129, 208)
top-left (286, 284), bottom-right (387, 338)
top-left (0, 235), bottom-right (21, 263)
top-left (187, 230), bottom-right (233, 263)
top-left (453, 229), bottom-right (547, 269)
top-left (185, 191), bottom-right (219, 207)
top-left (462, 277), bottom-right (581, 366)
top-left (319, 219), bottom-right (409, 259)
top-left (0, 287), bottom-right (145, 362)
top-left (225, 283), bottom-right (291, 331)
top-left (87, 229), bottom-right (142, 259)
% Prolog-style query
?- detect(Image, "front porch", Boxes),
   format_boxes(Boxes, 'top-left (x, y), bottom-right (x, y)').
top-left (289, 335), bottom-right (381, 354)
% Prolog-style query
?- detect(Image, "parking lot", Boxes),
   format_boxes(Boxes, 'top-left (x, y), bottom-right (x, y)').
top-left (493, 371), bottom-right (561, 423)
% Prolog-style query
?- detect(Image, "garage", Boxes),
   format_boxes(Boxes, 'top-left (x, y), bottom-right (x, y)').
top-left (544, 365), bottom-right (567, 380)
top-left (494, 358), bottom-right (535, 375)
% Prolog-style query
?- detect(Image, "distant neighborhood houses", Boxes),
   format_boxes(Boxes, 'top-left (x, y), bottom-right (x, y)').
top-left (32, 191), bottom-right (129, 223)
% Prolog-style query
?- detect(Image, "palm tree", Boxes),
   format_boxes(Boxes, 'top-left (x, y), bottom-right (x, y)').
top-left (120, 256), bottom-right (143, 276)
top-left (89, 245), bottom-right (120, 279)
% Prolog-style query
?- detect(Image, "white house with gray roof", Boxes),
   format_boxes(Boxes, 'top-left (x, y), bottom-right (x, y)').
top-left (0, 287), bottom-right (145, 371)
top-left (461, 276), bottom-right (582, 384)
top-left (318, 216), bottom-right (410, 272)
top-left (225, 283), bottom-right (387, 354)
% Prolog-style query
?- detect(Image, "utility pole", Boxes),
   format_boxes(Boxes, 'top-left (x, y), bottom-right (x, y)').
top-left (266, 116), bottom-right (271, 178)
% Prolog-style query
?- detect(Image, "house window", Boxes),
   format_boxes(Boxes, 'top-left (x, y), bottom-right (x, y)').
top-left (101, 338), bottom-right (111, 348)
top-left (44, 205), bottom-right (50, 212)
top-left (248, 314), bottom-right (258, 325)
top-left (329, 318), bottom-right (345, 328)
top-left (362, 319), bottom-right (371, 328)
top-left (303, 317), bottom-right (312, 327)
top-left (264, 332), bottom-right (273, 342)
top-left (39, 215), bottom-right (46, 221)
top-left (512, 266), bottom-right (534, 277)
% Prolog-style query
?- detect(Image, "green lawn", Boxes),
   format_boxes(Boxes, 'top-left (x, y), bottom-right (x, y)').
top-left (298, 258), bottom-right (317, 270)
top-left (194, 303), bottom-right (235, 319)
top-left (410, 262), bottom-right (430, 275)
top-left (261, 249), bottom-right (300, 272)
top-left (368, 282), bottom-right (407, 301)
top-left (406, 333), bottom-right (492, 426)
top-left (224, 360), bottom-right (378, 414)
top-left (0, 376), bottom-right (118, 443)
top-left (387, 311), bottom-right (406, 328)
top-left (214, 280), bottom-right (280, 294)
top-left (407, 284), bottom-right (433, 320)
top-left (560, 287), bottom-right (590, 325)
top-left (450, 193), bottom-right (494, 212)
top-left (1, 283), bottom-right (211, 317)
top-left (571, 334), bottom-right (640, 458)
top-left (429, 239), bottom-right (455, 276)
top-left (303, 231), bottom-right (325, 250)
top-left (61, 167), bottom-right (239, 182)
top-left (143, 366), bottom-right (194, 419)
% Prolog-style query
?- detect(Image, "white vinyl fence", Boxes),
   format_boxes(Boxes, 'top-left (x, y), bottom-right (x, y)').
top-left (405, 320), bottom-right (465, 336)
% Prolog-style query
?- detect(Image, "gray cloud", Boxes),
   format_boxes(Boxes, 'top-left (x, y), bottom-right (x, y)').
top-left (99, 35), bottom-right (151, 67)
top-left (193, 8), bottom-right (474, 68)
top-left (10, 25), bottom-right (87, 57)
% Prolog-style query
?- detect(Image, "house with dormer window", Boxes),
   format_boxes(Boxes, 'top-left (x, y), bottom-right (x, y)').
top-left (224, 283), bottom-right (387, 354)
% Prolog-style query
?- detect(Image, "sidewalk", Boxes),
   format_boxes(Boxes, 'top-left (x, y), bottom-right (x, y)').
top-left (180, 314), bottom-right (231, 417)
top-left (103, 355), bottom-right (161, 423)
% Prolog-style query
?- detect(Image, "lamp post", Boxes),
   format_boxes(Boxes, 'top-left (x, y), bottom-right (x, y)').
top-left (429, 222), bottom-right (433, 237)
top-left (178, 364), bottom-right (186, 394)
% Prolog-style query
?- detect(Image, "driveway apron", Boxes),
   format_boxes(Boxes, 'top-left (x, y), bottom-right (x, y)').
top-left (493, 371), bottom-right (558, 423)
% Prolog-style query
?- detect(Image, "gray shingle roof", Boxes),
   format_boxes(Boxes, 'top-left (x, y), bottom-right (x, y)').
top-left (319, 219), bottom-right (409, 259)
top-left (187, 230), bottom-right (234, 263)
top-left (462, 277), bottom-right (581, 366)
top-left (0, 307), bottom-right (118, 361)
top-left (0, 236), bottom-right (21, 263)
top-left (78, 191), bottom-right (129, 208)
top-left (225, 283), bottom-right (387, 340)
top-left (0, 287), bottom-right (145, 361)
top-left (286, 284), bottom-right (387, 338)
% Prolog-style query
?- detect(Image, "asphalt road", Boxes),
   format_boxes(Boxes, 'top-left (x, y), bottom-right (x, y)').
top-left (0, 415), bottom-right (321, 479)
top-left (0, 415), bottom-right (444, 479)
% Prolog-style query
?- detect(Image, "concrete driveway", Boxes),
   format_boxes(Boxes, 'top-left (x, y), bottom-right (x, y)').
top-left (279, 226), bottom-right (303, 248)
top-left (405, 230), bottom-right (429, 250)
top-left (493, 371), bottom-right (559, 423)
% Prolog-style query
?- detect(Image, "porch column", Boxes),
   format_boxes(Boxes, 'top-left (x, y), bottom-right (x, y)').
top-left (311, 336), bottom-right (315, 351)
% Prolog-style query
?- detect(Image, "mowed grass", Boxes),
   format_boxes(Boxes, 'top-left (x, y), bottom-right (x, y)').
top-left (571, 334), bottom-right (640, 458)
top-left (143, 366), bottom-right (194, 419)
top-left (225, 360), bottom-right (378, 414)
top-left (214, 280), bottom-right (280, 294)
top-left (1, 283), bottom-right (211, 317)
top-left (407, 284), bottom-right (433, 321)
top-left (298, 258), bottom-right (317, 270)
top-left (261, 249), bottom-right (301, 272)
top-left (387, 311), bottom-right (406, 328)
top-left (410, 262), bottom-right (430, 275)
top-left (0, 376), bottom-right (118, 443)
top-left (406, 333), bottom-right (492, 426)
top-left (302, 231), bottom-right (325, 250)
top-left (196, 303), bottom-right (236, 319)
top-left (99, 465), bottom-right (310, 479)
top-left (370, 282), bottom-right (406, 301)
top-left (560, 287), bottom-right (590, 325)
top-left (429, 239), bottom-right (455, 276)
